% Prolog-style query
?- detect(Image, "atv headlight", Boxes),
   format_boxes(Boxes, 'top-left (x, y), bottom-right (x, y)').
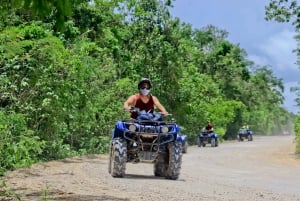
top-left (161, 126), bottom-right (169, 133)
top-left (129, 124), bottom-right (136, 132)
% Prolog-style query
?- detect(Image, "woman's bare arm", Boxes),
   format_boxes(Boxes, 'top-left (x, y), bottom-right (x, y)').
top-left (123, 95), bottom-right (136, 111)
top-left (152, 96), bottom-right (168, 115)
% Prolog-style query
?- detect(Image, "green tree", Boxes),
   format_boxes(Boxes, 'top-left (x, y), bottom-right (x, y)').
top-left (0, 0), bottom-right (75, 30)
top-left (265, 0), bottom-right (300, 30)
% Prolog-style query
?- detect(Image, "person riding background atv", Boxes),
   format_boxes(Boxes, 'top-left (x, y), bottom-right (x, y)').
top-left (237, 123), bottom-right (253, 141)
top-left (241, 123), bottom-right (249, 130)
top-left (123, 78), bottom-right (168, 119)
top-left (202, 121), bottom-right (214, 133)
top-left (198, 121), bottom-right (218, 147)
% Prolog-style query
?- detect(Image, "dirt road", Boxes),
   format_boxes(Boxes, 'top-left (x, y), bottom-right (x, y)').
top-left (2, 135), bottom-right (300, 201)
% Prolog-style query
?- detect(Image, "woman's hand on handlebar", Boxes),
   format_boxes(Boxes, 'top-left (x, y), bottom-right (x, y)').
top-left (162, 111), bottom-right (168, 116)
top-left (161, 111), bottom-right (171, 116)
top-left (125, 106), bottom-right (140, 113)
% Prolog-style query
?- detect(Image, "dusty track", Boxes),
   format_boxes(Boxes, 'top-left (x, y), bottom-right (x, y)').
top-left (2, 135), bottom-right (300, 201)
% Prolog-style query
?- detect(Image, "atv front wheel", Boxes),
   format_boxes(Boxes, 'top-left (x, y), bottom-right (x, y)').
top-left (211, 138), bottom-right (216, 147)
top-left (165, 141), bottom-right (182, 180)
top-left (197, 137), bottom-right (201, 147)
top-left (108, 138), bottom-right (127, 177)
top-left (154, 152), bottom-right (167, 177)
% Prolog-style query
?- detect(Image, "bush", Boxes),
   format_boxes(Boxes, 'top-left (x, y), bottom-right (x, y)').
top-left (0, 111), bottom-right (45, 175)
top-left (294, 116), bottom-right (300, 154)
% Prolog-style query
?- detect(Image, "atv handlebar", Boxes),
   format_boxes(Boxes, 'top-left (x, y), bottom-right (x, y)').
top-left (127, 107), bottom-right (171, 117)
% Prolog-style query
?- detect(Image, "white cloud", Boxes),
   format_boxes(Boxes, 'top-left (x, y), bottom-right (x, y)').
top-left (170, 0), bottom-right (300, 113)
top-left (247, 54), bottom-right (268, 67)
top-left (248, 30), bottom-right (299, 71)
top-left (247, 30), bottom-right (300, 113)
top-left (258, 29), bottom-right (298, 71)
top-left (247, 29), bottom-right (300, 83)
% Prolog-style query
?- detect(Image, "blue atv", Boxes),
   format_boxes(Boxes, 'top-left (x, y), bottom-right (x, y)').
top-left (197, 131), bottom-right (218, 147)
top-left (237, 128), bottom-right (253, 141)
top-left (108, 108), bottom-right (183, 180)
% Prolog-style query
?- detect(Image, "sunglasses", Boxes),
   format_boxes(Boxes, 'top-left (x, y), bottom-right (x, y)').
top-left (140, 86), bottom-right (150, 90)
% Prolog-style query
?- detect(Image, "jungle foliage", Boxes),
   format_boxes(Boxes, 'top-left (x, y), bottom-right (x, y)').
top-left (0, 0), bottom-right (298, 175)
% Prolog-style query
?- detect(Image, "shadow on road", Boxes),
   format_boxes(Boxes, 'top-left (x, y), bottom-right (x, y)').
top-left (123, 174), bottom-right (186, 182)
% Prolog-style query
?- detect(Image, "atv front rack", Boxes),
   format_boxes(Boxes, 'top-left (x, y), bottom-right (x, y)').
top-left (123, 120), bottom-right (177, 150)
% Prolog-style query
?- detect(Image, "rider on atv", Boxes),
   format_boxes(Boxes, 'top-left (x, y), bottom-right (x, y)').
top-left (109, 78), bottom-right (183, 180)
top-left (123, 78), bottom-right (169, 119)
top-left (198, 120), bottom-right (218, 147)
top-left (202, 121), bottom-right (214, 133)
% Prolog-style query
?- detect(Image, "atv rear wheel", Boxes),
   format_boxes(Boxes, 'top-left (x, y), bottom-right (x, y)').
top-left (108, 138), bottom-right (127, 177)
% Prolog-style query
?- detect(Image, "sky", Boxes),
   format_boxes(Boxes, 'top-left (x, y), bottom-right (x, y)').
top-left (169, 0), bottom-right (300, 114)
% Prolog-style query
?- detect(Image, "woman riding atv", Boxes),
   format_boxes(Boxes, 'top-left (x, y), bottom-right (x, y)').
top-left (123, 78), bottom-right (169, 119)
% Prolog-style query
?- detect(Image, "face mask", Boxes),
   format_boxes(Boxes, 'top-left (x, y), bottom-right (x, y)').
top-left (140, 89), bottom-right (150, 95)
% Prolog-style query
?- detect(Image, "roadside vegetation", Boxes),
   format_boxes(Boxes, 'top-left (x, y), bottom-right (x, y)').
top-left (0, 0), bottom-right (299, 177)
top-left (265, 0), bottom-right (300, 153)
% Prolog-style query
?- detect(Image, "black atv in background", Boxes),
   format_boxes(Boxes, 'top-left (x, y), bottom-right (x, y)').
top-left (108, 108), bottom-right (183, 180)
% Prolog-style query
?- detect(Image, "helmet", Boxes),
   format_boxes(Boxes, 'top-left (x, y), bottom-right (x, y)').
top-left (138, 78), bottom-right (152, 89)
